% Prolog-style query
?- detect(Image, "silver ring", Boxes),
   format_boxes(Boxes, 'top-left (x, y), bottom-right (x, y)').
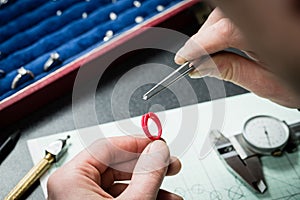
top-left (44, 52), bottom-right (61, 71)
top-left (11, 67), bottom-right (35, 89)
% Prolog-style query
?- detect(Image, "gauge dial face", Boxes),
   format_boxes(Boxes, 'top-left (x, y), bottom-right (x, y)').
top-left (243, 116), bottom-right (289, 151)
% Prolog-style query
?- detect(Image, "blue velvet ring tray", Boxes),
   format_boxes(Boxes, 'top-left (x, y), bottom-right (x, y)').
top-left (0, 0), bottom-right (199, 129)
top-left (0, 0), bottom-right (193, 102)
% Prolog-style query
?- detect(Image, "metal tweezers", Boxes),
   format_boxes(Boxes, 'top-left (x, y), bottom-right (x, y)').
top-left (142, 62), bottom-right (195, 100)
top-left (142, 49), bottom-right (249, 100)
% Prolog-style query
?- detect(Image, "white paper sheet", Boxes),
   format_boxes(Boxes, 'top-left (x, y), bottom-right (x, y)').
top-left (27, 93), bottom-right (300, 199)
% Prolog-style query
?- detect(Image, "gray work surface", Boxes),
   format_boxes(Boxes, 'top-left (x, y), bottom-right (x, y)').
top-left (0, 30), bottom-right (247, 199)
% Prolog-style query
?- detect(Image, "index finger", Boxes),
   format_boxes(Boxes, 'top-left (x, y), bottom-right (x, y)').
top-left (175, 9), bottom-right (248, 65)
top-left (73, 136), bottom-right (152, 173)
top-left (200, 8), bottom-right (226, 30)
top-left (174, 8), bottom-right (225, 65)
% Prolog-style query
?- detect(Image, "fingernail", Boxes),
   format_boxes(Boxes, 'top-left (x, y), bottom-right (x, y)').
top-left (188, 69), bottom-right (202, 79)
top-left (146, 140), bottom-right (170, 163)
top-left (174, 54), bottom-right (186, 65)
top-left (146, 140), bottom-right (165, 152)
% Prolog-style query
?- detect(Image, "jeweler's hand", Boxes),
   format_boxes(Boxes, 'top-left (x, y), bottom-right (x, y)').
top-left (47, 136), bottom-right (182, 200)
top-left (175, 8), bottom-right (300, 108)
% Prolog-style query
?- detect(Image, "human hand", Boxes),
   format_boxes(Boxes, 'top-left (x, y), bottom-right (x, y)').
top-left (175, 8), bottom-right (300, 108)
top-left (47, 136), bottom-right (182, 200)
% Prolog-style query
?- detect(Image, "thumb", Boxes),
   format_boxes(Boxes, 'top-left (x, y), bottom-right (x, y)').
top-left (189, 52), bottom-right (264, 83)
top-left (118, 140), bottom-right (170, 200)
top-left (189, 52), bottom-right (300, 107)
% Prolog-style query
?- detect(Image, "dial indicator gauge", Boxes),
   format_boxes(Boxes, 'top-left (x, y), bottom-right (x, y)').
top-left (243, 115), bottom-right (289, 154)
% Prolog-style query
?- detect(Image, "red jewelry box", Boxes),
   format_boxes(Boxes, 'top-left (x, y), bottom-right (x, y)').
top-left (0, 0), bottom-right (200, 128)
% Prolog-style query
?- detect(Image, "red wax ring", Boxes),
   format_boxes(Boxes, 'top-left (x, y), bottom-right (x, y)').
top-left (141, 112), bottom-right (162, 141)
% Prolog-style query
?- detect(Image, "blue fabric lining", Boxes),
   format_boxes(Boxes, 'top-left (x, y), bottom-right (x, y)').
top-left (0, 0), bottom-right (48, 27)
top-left (0, 0), bottom-right (133, 72)
top-left (0, 0), bottom-right (183, 101)
top-left (0, 0), bottom-right (80, 44)
top-left (0, 0), bottom-right (111, 60)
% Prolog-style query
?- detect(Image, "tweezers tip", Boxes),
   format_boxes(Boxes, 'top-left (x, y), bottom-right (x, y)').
top-left (257, 179), bottom-right (267, 193)
top-left (142, 95), bottom-right (148, 101)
